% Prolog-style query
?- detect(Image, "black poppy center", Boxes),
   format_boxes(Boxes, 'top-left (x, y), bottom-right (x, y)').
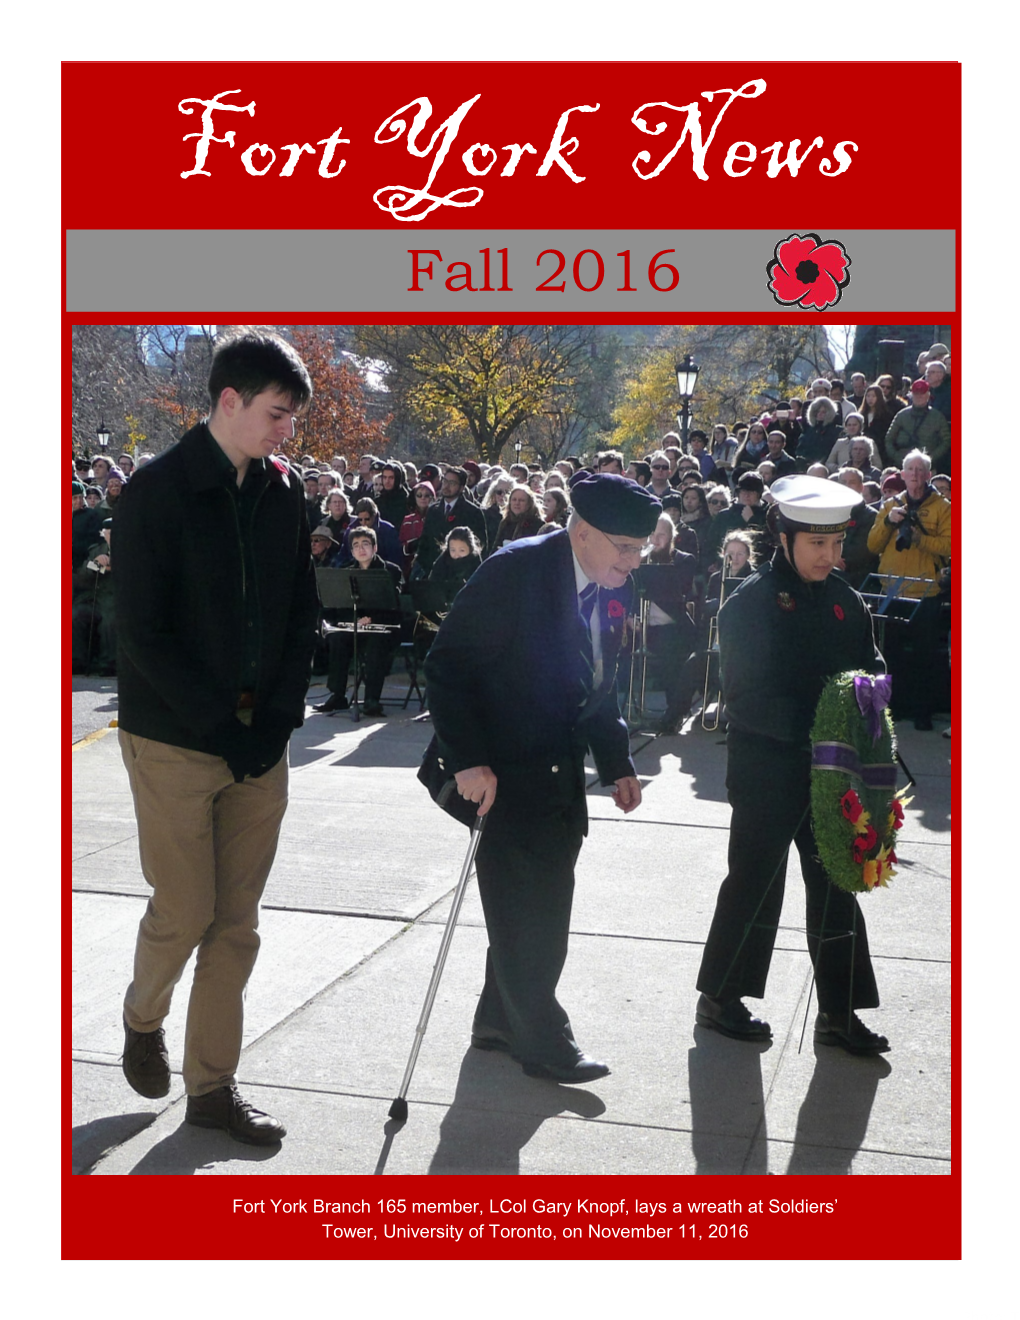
top-left (795, 259), bottom-right (820, 283)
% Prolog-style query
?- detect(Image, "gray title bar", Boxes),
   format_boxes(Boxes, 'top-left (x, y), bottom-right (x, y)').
top-left (66, 229), bottom-right (955, 313)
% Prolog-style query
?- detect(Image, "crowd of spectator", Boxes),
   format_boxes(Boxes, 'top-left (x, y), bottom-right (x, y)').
top-left (70, 343), bottom-right (952, 730)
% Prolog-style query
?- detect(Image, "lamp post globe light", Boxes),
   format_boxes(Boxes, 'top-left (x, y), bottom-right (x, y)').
top-left (674, 354), bottom-right (700, 450)
top-left (96, 420), bottom-right (111, 453)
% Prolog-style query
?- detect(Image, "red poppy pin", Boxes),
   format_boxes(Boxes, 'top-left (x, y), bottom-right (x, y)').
top-left (777, 592), bottom-right (795, 612)
top-left (767, 233), bottom-right (851, 310)
top-left (607, 599), bottom-right (625, 619)
top-left (833, 604), bottom-right (845, 620)
top-left (269, 455), bottom-right (291, 488)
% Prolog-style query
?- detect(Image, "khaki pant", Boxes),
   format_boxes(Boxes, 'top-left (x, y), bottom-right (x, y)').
top-left (119, 729), bottom-right (289, 1095)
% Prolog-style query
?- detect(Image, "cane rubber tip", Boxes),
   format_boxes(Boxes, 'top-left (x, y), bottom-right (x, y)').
top-left (388, 1097), bottom-right (408, 1123)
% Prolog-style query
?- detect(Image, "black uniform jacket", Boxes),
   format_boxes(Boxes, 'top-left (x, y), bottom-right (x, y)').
top-left (718, 550), bottom-right (881, 747)
top-left (424, 528), bottom-right (635, 801)
top-left (115, 422), bottom-right (319, 751)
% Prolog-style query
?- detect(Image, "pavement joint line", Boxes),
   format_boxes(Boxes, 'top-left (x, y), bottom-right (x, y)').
top-left (71, 838), bottom-right (138, 862)
top-left (70, 1058), bottom-right (951, 1159)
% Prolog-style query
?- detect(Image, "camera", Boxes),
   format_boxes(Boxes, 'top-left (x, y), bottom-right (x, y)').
top-left (894, 506), bottom-right (919, 552)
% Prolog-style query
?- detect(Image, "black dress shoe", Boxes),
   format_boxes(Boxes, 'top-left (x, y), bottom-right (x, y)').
top-left (362, 700), bottom-right (384, 716)
top-left (520, 1054), bottom-right (611, 1084)
top-left (122, 1019), bottom-right (170, 1098)
top-left (814, 1011), bottom-right (890, 1056)
top-left (695, 993), bottom-right (772, 1041)
top-left (314, 693), bottom-right (349, 713)
top-left (185, 1085), bottom-right (286, 1144)
top-left (914, 715), bottom-right (934, 731)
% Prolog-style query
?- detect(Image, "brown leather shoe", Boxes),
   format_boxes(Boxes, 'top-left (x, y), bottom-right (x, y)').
top-left (185, 1086), bottom-right (286, 1145)
top-left (122, 1019), bottom-right (170, 1098)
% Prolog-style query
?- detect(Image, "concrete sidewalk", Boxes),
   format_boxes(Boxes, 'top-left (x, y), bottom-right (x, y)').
top-left (70, 675), bottom-right (952, 1177)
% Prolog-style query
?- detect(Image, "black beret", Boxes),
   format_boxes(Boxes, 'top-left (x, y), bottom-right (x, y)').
top-left (569, 473), bottom-right (661, 537)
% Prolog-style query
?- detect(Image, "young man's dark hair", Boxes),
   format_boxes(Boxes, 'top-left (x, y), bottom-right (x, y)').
top-left (350, 525), bottom-right (378, 549)
top-left (207, 331), bottom-right (313, 410)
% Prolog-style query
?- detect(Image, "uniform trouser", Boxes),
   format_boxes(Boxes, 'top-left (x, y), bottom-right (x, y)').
top-left (645, 619), bottom-right (698, 720)
top-left (472, 765), bottom-right (588, 1065)
top-left (119, 729), bottom-right (289, 1095)
top-left (71, 598), bottom-right (116, 668)
top-left (884, 594), bottom-right (943, 721)
top-left (697, 730), bottom-right (879, 1017)
top-left (326, 630), bottom-right (398, 703)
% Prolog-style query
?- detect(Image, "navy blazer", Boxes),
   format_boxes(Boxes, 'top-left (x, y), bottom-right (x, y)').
top-left (424, 528), bottom-right (635, 791)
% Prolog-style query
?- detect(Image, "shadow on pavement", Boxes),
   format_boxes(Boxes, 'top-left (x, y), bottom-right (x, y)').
top-left (637, 728), bottom-right (729, 805)
top-left (72, 1111), bottom-right (159, 1175)
top-left (125, 1116), bottom-right (285, 1173)
top-left (688, 1028), bottom-right (769, 1174)
top-left (385, 1049), bottom-right (608, 1175)
top-left (784, 1046), bottom-right (891, 1174)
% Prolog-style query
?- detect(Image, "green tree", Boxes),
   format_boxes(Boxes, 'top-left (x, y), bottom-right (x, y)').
top-left (353, 324), bottom-right (602, 466)
top-left (611, 324), bottom-right (836, 453)
top-left (287, 327), bottom-right (390, 463)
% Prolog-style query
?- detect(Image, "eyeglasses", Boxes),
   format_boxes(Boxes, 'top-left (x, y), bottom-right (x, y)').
top-left (595, 527), bottom-right (648, 561)
top-left (651, 464), bottom-right (669, 471)
top-left (708, 497), bottom-right (726, 506)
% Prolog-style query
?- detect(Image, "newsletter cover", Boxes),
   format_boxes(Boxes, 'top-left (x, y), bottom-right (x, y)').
top-left (65, 59), bottom-right (960, 1264)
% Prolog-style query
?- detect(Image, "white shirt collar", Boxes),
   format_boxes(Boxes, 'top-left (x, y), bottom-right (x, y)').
top-left (572, 549), bottom-right (595, 598)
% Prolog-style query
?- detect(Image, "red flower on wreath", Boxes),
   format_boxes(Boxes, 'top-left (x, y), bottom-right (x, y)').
top-left (852, 823), bottom-right (878, 864)
top-left (607, 599), bottom-right (625, 619)
top-left (891, 798), bottom-right (905, 830)
top-left (767, 234), bottom-right (851, 310)
top-left (840, 789), bottom-right (863, 824)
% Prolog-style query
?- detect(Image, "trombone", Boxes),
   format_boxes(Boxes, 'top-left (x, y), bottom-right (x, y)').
top-left (625, 594), bottom-right (651, 726)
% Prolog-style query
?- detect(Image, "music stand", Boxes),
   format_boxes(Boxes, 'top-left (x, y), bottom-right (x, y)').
top-left (315, 568), bottom-right (402, 721)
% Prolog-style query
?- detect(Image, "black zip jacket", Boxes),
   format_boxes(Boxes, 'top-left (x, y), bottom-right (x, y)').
top-left (114, 422), bottom-right (318, 752)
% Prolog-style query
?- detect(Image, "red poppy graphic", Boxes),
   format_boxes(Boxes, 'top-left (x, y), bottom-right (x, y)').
top-left (833, 604), bottom-right (845, 621)
top-left (607, 599), bottom-right (625, 619)
top-left (767, 233), bottom-right (851, 310)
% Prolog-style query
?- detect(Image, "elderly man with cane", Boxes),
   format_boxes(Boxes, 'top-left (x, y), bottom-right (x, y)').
top-left (423, 474), bottom-right (660, 1083)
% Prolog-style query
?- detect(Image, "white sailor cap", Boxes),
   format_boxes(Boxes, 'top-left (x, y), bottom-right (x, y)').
top-left (770, 475), bottom-right (860, 533)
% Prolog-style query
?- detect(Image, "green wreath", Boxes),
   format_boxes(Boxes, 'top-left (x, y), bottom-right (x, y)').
top-left (810, 670), bottom-right (909, 894)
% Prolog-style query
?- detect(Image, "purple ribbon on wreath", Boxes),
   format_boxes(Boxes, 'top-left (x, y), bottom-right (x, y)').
top-left (854, 674), bottom-right (892, 744)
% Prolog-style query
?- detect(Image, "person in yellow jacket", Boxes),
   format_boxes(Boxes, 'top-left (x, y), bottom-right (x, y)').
top-left (866, 449), bottom-right (951, 728)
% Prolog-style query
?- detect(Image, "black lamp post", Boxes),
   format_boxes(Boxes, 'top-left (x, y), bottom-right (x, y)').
top-left (674, 355), bottom-right (700, 450)
top-left (96, 420), bottom-right (111, 453)
top-left (514, 437), bottom-right (523, 470)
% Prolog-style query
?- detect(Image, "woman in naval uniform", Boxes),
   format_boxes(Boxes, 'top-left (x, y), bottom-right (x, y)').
top-left (695, 475), bottom-right (890, 1056)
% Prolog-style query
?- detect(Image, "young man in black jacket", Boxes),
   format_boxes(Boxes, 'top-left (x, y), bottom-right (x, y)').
top-left (114, 331), bottom-right (318, 1144)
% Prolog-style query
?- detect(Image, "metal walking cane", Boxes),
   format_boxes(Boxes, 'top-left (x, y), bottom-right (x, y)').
top-left (388, 813), bottom-right (486, 1122)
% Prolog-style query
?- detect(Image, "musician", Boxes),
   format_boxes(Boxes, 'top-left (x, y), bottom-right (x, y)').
top-left (314, 527), bottom-right (402, 717)
top-left (696, 475), bottom-right (890, 1056)
top-left (635, 515), bottom-right (699, 735)
top-left (428, 526), bottom-right (483, 609)
top-left (866, 448), bottom-right (951, 730)
top-left (424, 474), bottom-right (660, 1083)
